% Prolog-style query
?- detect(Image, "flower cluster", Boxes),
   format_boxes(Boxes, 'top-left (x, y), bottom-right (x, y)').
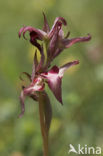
top-left (19, 13), bottom-right (91, 117)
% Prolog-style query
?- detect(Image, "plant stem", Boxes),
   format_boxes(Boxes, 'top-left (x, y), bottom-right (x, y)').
top-left (38, 93), bottom-right (49, 156)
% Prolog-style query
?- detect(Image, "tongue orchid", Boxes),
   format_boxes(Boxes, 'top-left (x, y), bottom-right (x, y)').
top-left (18, 13), bottom-right (91, 156)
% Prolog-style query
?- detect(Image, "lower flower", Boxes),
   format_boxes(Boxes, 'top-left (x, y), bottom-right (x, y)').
top-left (19, 60), bottom-right (79, 117)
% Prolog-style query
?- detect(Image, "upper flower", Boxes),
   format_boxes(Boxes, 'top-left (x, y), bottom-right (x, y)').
top-left (19, 13), bottom-right (91, 65)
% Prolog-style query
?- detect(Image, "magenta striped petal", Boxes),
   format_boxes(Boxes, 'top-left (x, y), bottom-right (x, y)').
top-left (48, 17), bottom-right (67, 39)
top-left (63, 34), bottom-right (91, 48)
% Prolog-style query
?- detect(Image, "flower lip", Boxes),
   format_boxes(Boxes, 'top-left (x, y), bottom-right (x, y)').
top-left (40, 60), bottom-right (79, 104)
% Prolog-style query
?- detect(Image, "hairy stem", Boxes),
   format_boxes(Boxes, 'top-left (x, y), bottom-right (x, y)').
top-left (38, 92), bottom-right (49, 156)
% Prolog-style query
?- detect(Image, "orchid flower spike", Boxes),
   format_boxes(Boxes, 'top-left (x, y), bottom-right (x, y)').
top-left (18, 14), bottom-right (91, 117)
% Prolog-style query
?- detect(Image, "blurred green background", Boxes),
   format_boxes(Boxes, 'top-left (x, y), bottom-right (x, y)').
top-left (0, 0), bottom-right (103, 156)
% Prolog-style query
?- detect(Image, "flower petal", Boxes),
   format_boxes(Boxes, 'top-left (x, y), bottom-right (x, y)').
top-left (36, 45), bottom-right (45, 72)
top-left (42, 61), bottom-right (79, 104)
top-left (41, 66), bottom-right (63, 104)
top-left (47, 26), bottom-right (59, 58)
top-left (31, 50), bottom-right (38, 82)
top-left (63, 34), bottom-right (91, 48)
top-left (59, 60), bottom-right (79, 77)
top-left (43, 12), bottom-right (50, 33)
top-left (19, 85), bottom-right (38, 117)
top-left (48, 75), bottom-right (62, 104)
top-left (52, 48), bottom-right (63, 59)
top-left (19, 26), bottom-right (46, 40)
top-left (18, 26), bottom-right (26, 38)
top-left (30, 31), bottom-right (42, 51)
top-left (48, 17), bottom-right (67, 39)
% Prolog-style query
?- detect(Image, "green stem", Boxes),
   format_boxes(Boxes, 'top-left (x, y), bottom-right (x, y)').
top-left (38, 92), bottom-right (49, 156)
